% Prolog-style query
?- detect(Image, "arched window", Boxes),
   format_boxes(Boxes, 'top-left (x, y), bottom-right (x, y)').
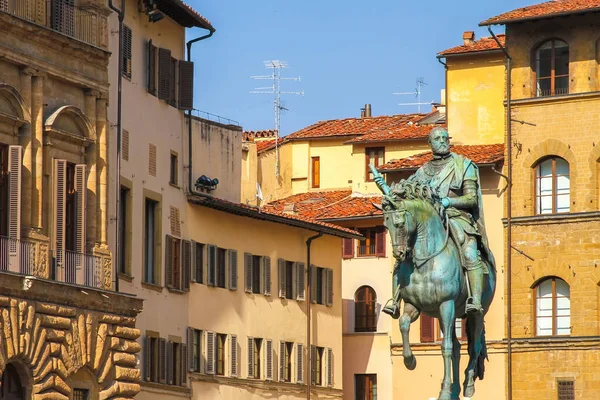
top-left (535, 39), bottom-right (569, 96)
top-left (355, 286), bottom-right (377, 332)
top-left (535, 156), bottom-right (570, 214)
top-left (1, 364), bottom-right (24, 400)
top-left (535, 277), bottom-right (570, 336)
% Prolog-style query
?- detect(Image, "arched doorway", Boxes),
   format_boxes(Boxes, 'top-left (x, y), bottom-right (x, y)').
top-left (1, 364), bottom-right (24, 400)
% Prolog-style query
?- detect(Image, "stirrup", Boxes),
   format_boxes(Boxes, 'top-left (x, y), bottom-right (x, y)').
top-left (382, 299), bottom-right (400, 319)
top-left (465, 297), bottom-right (482, 315)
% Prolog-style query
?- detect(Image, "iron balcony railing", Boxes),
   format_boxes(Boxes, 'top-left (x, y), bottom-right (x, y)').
top-left (357, 244), bottom-right (376, 257)
top-left (0, 235), bottom-right (34, 275)
top-left (0, 0), bottom-right (101, 47)
top-left (54, 249), bottom-right (103, 289)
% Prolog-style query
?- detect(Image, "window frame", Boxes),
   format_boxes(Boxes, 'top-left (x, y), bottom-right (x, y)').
top-left (365, 147), bottom-right (385, 182)
top-left (314, 346), bottom-right (324, 386)
top-left (253, 338), bottom-right (262, 379)
top-left (0, 144), bottom-right (9, 237)
top-left (534, 277), bottom-right (571, 337)
top-left (143, 196), bottom-right (160, 285)
top-left (118, 185), bottom-right (131, 276)
top-left (357, 227), bottom-right (377, 257)
top-left (355, 373), bottom-right (377, 400)
top-left (169, 152), bottom-right (178, 186)
top-left (122, 25), bottom-right (132, 80)
top-left (534, 156), bottom-right (570, 215)
top-left (217, 248), bottom-right (227, 288)
top-left (354, 286), bottom-right (377, 333)
top-left (191, 329), bottom-right (202, 372)
top-left (216, 333), bottom-right (227, 376)
top-left (533, 39), bottom-right (569, 97)
top-left (283, 341), bottom-right (293, 382)
top-left (311, 156), bottom-right (320, 188)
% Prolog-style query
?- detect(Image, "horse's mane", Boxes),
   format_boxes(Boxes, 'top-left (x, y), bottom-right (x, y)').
top-left (384, 179), bottom-right (441, 212)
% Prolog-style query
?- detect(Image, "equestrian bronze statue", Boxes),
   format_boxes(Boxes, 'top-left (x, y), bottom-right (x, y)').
top-left (372, 127), bottom-right (497, 400)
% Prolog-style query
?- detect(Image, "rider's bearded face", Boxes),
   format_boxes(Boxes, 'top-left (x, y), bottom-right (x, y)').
top-left (429, 131), bottom-right (450, 155)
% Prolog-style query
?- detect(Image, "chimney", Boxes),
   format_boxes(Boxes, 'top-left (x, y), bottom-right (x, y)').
top-left (360, 108), bottom-right (366, 118)
top-left (364, 104), bottom-right (372, 118)
top-left (463, 31), bottom-right (475, 45)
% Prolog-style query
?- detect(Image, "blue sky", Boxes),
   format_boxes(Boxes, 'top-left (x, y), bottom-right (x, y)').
top-left (186, 0), bottom-right (532, 135)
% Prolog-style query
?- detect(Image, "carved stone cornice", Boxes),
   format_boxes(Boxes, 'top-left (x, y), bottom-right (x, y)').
top-left (85, 89), bottom-right (101, 98)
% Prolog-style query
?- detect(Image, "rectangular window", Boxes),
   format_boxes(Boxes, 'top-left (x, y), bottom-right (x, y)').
top-left (217, 248), bottom-right (227, 288)
top-left (311, 266), bottom-right (332, 306)
top-left (170, 152), bottom-right (178, 186)
top-left (122, 25), bottom-right (132, 79)
top-left (311, 157), bottom-right (320, 188)
top-left (252, 255), bottom-right (262, 294)
top-left (146, 334), bottom-right (159, 383)
top-left (436, 318), bottom-right (467, 341)
top-left (166, 237), bottom-right (181, 289)
top-left (420, 314), bottom-right (435, 343)
top-left (357, 228), bottom-right (377, 257)
top-left (285, 261), bottom-right (294, 300)
top-left (147, 40), bottom-right (157, 95)
top-left (194, 242), bottom-right (204, 284)
top-left (365, 147), bottom-right (384, 182)
top-left (73, 389), bottom-right (88, 400)
top-left (0, 144), bottom-right (8, 237)
top-left (216, 333), bottom-right (226, 376)
top-left (253, 338), bottom-right (262, 379)
top-left (65, 162), bottom-right (76, 252)
top-left (355, 374), bottom-right (377, 400)
top-left (118, 186), bottom-right (130, 275)
top-left (144, 198), bottom-right (158, 284)
top-left (558, 380), bottom-right (574, 400)
top-left (283, 342), bottom-right (293, 382)
top-left (169, 57), bottom-right (178, 107)
top-left (316, 267), bottom-right (324, 305)
top-left (315, 346), bottom-right (324, 386)
top-left (169, 341), bottom-right (181, 385)
top-left (192, 329), bottom-right (202, 372)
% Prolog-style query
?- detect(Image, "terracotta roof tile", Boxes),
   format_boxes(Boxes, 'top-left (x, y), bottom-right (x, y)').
top-left (438, 35), bottom-right (505, 56)
top-left (378, 144), bottom-right (505, 172)
top-left (480, 0), bottom-right (600, 25)
top-left (243, 130), bottom-right (278, 141)
top-left (285, 113), bottom-right (429, 140)
top-left (263, 190), bottom-right (383, 221)
top-left (256, 138), bottom-right (286, 154)
top-left (345, 120), bottom-right (446, 144)
top-left (157, 0), bottom-right (214, 30)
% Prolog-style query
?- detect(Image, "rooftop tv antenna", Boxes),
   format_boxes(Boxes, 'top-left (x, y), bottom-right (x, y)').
top-left (394, 77), bottom-right (434, 113)
top-left (250, 60), bottom-right (304, 177)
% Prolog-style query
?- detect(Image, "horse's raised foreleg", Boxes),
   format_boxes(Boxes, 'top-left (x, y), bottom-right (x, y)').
top-left (399, 302), bottom-right (419, 370)
top-left (463, 313), bottom-right (484, 398)
top-left (438, 300), bottom-right (455, 400)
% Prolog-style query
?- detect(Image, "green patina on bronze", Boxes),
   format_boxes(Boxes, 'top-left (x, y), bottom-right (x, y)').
top-left (371, 127), bottom-right (497, 400)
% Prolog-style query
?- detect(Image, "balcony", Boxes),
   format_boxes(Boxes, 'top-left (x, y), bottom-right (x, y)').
top-left (0, 236), bottom-right (34, 275)
top-left (357, 244), bottom-right (376, 257)
top-left (53, 249), bottom-right (105, 288)
top-left (0, 0), bottom-right (106, 48)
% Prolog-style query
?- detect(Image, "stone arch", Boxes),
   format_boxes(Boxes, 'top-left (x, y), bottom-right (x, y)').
top-left (44, 105), bottom-right (95, 141)
top-left (588, 144), bottom-right (600, 210)
top-left (521, 138), bottom-right (577, 213)
top-left (0, 83), bottom-right (29, 123)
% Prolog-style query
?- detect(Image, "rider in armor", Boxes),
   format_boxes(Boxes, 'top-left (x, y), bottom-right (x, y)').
top-left (377, 127), bottom-right (496, 316)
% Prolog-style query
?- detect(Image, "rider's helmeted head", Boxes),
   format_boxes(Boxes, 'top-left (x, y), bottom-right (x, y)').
top-left (428, 127), bottom-right (451, 157)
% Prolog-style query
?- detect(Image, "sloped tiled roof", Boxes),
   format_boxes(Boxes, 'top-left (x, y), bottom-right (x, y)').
top-left (480, 0), bottom-right (600, 26)
top-left (256, 138), bottom-right (287, 154)
top-left (156, 0), bottom-right (214, 30)
top-left (285, 113), bottom-right (429, 141)
top-left (438, 35), bottom-right (505, 56)
top-left (243, 130), bottom-right (278, 141)
top-left (378, 144), bottom-right (505, 172)
top-left (345, 121), bottom-right (446, 144)
top-left (263, 190), bottom-right (383, 221)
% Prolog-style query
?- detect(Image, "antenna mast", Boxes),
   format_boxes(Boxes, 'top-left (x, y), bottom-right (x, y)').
top-left (250, 60), bottom-right (304, 177)
top-left (394, 77), bottom-right (434, 113)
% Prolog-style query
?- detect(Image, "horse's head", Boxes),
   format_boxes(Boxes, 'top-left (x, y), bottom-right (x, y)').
top-left (381, 195), bottom-right (417, 262)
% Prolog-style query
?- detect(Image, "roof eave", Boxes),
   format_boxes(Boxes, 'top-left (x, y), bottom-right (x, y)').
top-left (437, 48), bottom-right (504, 58)
top-left (287, 134), bottom-right (362, 142)
top-left (380, 161), bottom-right (503, 173)
top-left (319, 215), bottom-right (383, 223)
top-left (345, 136), bottom-right (430, 145)
top-left (479, 8), bottom-right (600, 27)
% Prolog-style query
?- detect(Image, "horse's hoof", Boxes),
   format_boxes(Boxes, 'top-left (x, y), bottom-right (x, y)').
top-left (463, 383), bottom-right (475, 398)
top-left (404, 354), bottom-right (417, 370)
top-left (437, 389), bottom-right (452, 400)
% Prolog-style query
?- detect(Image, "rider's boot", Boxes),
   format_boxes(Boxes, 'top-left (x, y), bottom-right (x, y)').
top-left (382, 299), bottom-right (400, 319)
top-left (466, 266), bottom-right (484, 315)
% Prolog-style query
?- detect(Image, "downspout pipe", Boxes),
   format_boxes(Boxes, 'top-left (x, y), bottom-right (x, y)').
top-left (488, 25), bottom-right (512, 400)
top-left (108, 0), bottom-right (124, 293)
top-left (436, 57), bottom-right (449, 122)
top-left (186, 29), bottom-right (214, 195)
top-left (305, 231), bottom-right (323, 400)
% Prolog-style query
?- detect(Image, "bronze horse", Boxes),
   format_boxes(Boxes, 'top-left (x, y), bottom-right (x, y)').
top-left (378, 180), bottom-right (496, 400)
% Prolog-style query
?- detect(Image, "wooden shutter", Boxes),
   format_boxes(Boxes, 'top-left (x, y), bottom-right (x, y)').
top-left (205, 332), bottom-right (215, 374)
top-left (296, 343), bottom-right (304, 383)
top-left (327, 348), bottom-right (333, 387)
top-left (265, 339), bottom-right (273, 380)
top-left (247, 337), bottom-right (254, 378)
top-left (228, 249), bottom-right (238, 290)
top-left (230, 334), bottom-right (238, 377)
top-left (169, 57), bottom-right (177, 107)
top-left (342, 238), bottom-right (354, 259)
top-left (165, 235), bottom-right (174, 288)
top-left (278, 259), bottom-right (286, 298)
top-left (296, 262), bottom-right (305, 301)
top-left (166, 341), bottom-right (174, 384)
top-left (375, 226), bottom-right (386, 257)
top-left (147, 40), bottom-right (157, 95)
top-left (122, 25), bottom-right (132, 79)
top-left (158, 48), bottom-right (172, 100)
top-left (310, 345), bottom-right (316, 385)
top-left (244, 252), bottom-right (253, 293)
top-left (420, 315), bottom-right (435, 343)
top-left (170, 206), bottom-right (181, 237)
top-left (74, 165), bottom-right (86, 255)
top-left (54, 159), bottom-right (67, 272)
top-left (187, 328), bottom-right (194, 372)
top-left (279, 341), bottom-right (285, 381)
top-left (191, 241), bottom-right (197, 283)
top-left (52, 0), bottom-right (74, 36)
top-left (310, 266), bottom-right (318, 304)
top-left (263, 256), bottom-right (271, 296)
top-left (178, 61), bottom-right (194, 110)
top-left (207, 245), bottom-right (216, 286)
top-left (122, 130), bottom-right (129, 161)
top-left (144, 336), bottom-right (152, 381)
top-left (326, 268), bottom-right (334, 307)
top-left (159, 338), bottom-right (167, 383)
top-left (182, 240), bottom-right (191, 291)
top-left (181, 344), bottom-right (187, 385)
top-left (8, 146), bottom-right (22, 270)
top-left (148, 143), bottom-right (157, 177)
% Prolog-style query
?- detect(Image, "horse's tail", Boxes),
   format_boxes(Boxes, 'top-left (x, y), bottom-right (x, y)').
top-left (476, 326), bottom-right (488, 381)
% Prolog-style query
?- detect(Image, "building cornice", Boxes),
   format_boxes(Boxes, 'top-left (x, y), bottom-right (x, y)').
top-left (502, 211), bottom-right (600, 226)
top-left (506, 91), bottom-right (600, 107)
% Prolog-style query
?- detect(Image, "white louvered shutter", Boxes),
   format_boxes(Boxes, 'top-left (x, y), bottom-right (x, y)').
top-left (7, 146), bottom-right (22, 272)
top-left (229, 249), bottom-right (238, 290)
top-left (230, 334), bottom-right (238, 377)
top-left (54, 160), bottom-right (67, 279)
top-left (263, 256), bottom-right (271, 296)
top-left (310, 265), bottom-right (318, 304)
top-left (205, 331), bottom-right (215, 374)
top-left (296, 262), bottom-right (305, 301)
top-left (278, 259), bottom-right (286, 298)
top-left (265, 339), bottom-right (273, 380)
top-left (327, 347), bottom-right (333, 387)
top-left (207, 245), bottom-right (216, 286)
top-left (244, 253), bottom-right (253, 293)
top-left (279, 341), bottom-right (286, 381)
top-left (187, 328), bottom-right (194, 372)
top-left (296, 343), bottom-right (304, 383)
top-left (247, 337), bottom-right (254, 378)
top-left (326, 268), bottom-right (334, 307)
top-left (74, 165), bottom-right (86, 283)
